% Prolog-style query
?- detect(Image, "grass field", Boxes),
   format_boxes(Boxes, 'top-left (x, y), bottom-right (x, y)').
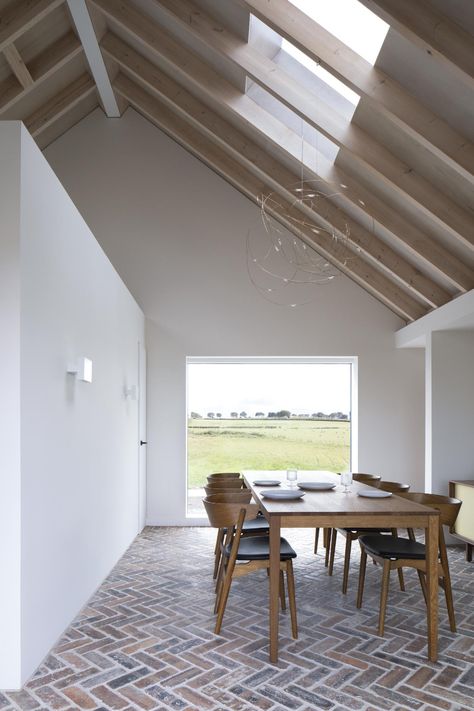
top-left (187, 418), bottom-right (350, 488)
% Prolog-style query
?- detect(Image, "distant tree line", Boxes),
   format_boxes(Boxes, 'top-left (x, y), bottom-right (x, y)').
top-left (190, 410), bottom-right (349, 420)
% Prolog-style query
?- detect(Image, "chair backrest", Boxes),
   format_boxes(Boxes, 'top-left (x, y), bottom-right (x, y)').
top-left (203, 496), bottom-right (259, 528)
top-left (205, 491), bottom-right (253, 504)
top-left (397, 492), bottom-right (462, 528)
top-left (207, 472), bottom-right (241, 482)
top-left (378, 480), bottom-right (410, 493)
top-left (353, 473), bottom-right (381, 487)
top-left (204, 484), bottom-right (247, 497)
top-left (205, 478), bottom-right (244, 490)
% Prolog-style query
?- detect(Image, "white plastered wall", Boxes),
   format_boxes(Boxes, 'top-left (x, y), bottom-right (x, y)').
top-left (427, 330), bottom-right (474, 495)
top-left (45, 107), bottom-right (425, 526)
top-left (0, 122), bottom-right (145, 688)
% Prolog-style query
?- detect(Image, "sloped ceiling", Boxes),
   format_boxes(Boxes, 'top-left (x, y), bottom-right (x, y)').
top-left (1, 0), bottom-right (473, 323)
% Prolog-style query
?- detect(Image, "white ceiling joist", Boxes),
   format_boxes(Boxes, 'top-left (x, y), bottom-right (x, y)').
top-left (66, 0), bottom-right (121, 117)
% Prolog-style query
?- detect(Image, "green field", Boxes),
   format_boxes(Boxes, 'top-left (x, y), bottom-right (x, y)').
top-left (187, 418), bottom-right (350, 488)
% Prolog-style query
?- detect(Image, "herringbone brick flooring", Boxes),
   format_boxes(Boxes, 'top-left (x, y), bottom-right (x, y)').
top-left (2, 527), bottom-right (473, 711)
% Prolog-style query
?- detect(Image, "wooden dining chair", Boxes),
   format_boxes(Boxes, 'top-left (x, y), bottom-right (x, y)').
top-left (206, 491), bottom-right (269, 580)
top-left (319, 473), bottom-right (381, 570)
top-left (356, 492), bottom-right (462, 636)
top-left (205, 478), bottom-right (245, 492)
top-left (327, 478), bottom-right (409, 593)
top-left (207, 472), bottom-right (241, 482)
top-left (203, 496), bottom-right (297, 638)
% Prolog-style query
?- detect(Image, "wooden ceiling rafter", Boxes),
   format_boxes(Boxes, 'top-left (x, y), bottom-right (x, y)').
top-left (357, 0), bottom-right (474, 91)
top-left (0, 31), bottom-right (83, 115)
top-left (237, 0), bottom-right (474, 188)
top-left (102, 33), bottom-right (449, 310)
top-left (91, 0), bottom-right (472, 295)
top-left (25, 72), bottom-right (96, 137)
top-left (149, 0), bottom-right (474, 252)
top-left (0, 0), bottom-right (64, 52)
top-left (114, 73), bottom-right (428, 322)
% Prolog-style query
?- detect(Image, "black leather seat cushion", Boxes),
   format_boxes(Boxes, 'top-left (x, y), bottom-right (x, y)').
top-left (243, 517), bottom-right (269, 532)
top-left (343, 528), bottom-right (391, 533)
top-left (225, 535), bottom-right (296, 561)
top-left (359, 534), bottom-right (426, 560)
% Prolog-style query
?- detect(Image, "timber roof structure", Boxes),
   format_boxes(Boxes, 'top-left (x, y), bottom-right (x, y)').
top-left (1, 0), bottom-right (473, 322)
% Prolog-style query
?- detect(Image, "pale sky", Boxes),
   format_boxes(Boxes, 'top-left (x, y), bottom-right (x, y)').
top-left (187, 362), bottom-right (351, 417)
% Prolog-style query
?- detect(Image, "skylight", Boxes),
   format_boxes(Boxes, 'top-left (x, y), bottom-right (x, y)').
top-left (289, 0), bottom-right (389, 65)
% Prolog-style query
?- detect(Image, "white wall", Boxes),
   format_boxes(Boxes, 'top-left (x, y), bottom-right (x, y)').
top-left (427, 330), bottom-right (474, 495)
top-left (0, 122), bottom-right (145, 688)
top-left (0, 123), bottom-right (22, 689)
top-left (45, 108), bottom-right (425, 525)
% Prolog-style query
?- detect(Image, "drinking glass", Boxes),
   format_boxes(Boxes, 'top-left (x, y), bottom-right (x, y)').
top-left (286, 469), bottom-right (298, 488)
top-left (340, 471), bottom-right (353, 493)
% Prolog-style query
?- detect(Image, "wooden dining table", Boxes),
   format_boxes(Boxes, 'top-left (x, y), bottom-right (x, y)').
top-left (243, 470), bottom-right (441, 664)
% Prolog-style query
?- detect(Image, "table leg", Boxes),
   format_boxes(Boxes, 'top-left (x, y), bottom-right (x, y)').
top-left (426, 515), bottom-right (439, 662)
top-left (269, 515), bottom-right (281, 663)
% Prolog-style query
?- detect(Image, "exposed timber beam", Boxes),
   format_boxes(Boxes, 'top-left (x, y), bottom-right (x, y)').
top-left (358, 0), bottom-right (474, 92)
top-left (104, 33), bottom-right (450, 309)
top-left (66, 0), bottom-right (121, 117)
top-left (3, 42), bottom-right (33, 88)
top-left (114, 74), bottom-right (427, 322)
top-left (237, 0), bottom-right (474, 188)
top-left (90, 0), bottom-right (472, 294)
top-left (0, 0), bottom-right (64, 52)
top-left (149, 0), bottom-right (474, 251)
top-left (25, 72), bottom-right (96, 136)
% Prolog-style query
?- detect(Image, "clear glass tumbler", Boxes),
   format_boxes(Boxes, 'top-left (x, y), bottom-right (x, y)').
top-left (340, 471), bottom-right (353, 493)
top-left (286, 469), bottom-right (298, 488)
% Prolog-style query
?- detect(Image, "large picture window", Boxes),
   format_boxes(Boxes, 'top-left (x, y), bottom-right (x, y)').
top-left (186, 357), bottom-right (357, 516)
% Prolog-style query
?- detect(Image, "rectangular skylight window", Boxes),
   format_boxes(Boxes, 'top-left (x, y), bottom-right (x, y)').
top-left (281, 40), bottom-right (360, 106)
top-left (289, 0), bottom-right (389, 65)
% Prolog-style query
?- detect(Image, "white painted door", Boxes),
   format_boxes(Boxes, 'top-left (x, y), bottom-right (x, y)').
top-left (138, 342), bottom-right (147, 531)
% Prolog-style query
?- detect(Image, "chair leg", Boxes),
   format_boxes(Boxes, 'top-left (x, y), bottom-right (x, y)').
top-left (390, 529), bottom-right (405, 591)
top-left (328, 529), bottom-right (337, 576)
top-left (342, 535), bottom-right (352, 594)
top-left (323, 527), bottom-right (329, 548)
top-left (214, 557), bottom-right (226, 613)
top-left (378, 560), bottom-right (391, 636)
top-left (286, 560), bottom-right (298, 639)
top-left (324, 529), bottom-right (332, 567)
top-left (443, 574), bottom-right (456, 633)
top-left (356, 548), bottom-right (367, 608)
top-left (215, 561), bottom-right (235, 634)
top-left (314, 527), bottom-right (320, 554)
top-left (213, 529), bottom-right (225, 580)
top-left (417, 570), bottom-right (428, 605)
top-left (279, 570), bottom-right (286, 611)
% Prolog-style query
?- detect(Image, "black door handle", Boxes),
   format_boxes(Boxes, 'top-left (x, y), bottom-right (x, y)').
top-left (140, 440), bottom-right (147, 446)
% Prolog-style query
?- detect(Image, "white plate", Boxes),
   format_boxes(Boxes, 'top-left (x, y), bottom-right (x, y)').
top-left (253, 480), bottom-right (281, 487)
top-left (358, 490), bottom-right (392, 498)
top-left (298, 481), bottom-right (336, 491)
top-left (261, 489), bottom-right (305, 500)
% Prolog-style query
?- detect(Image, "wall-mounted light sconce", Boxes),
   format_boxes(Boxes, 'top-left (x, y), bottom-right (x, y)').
top-left (124, 384), bottom-right (138, 400)
top-left (67, 357), bottom-right (93, 383)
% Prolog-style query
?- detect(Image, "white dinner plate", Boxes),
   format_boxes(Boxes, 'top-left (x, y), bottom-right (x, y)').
top-left (253, 480), bottom-right (281, 486)
top-left (261, 489), bottom-right (305, 500)
top-left (298, 481), bottom-right (336, 491)
top-left (357, 490), bottom-right (392, 498)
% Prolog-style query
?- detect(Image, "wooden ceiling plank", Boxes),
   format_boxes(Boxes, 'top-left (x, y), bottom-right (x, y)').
top-left (149, 0), bottom-right (474, 251)
top-left (238, 0), bottom-right (474, 187)
top-left (66, 0), bottom-right (120, 117)
top-left (90, 0), bottom-right (472, 293)
top-left (3, 42), bottom-right (34, 88)
top-left (114, 73), bottom-right (427, 322)
top-left (0, 0), bottom-right (65, 52)
top-left (104, 34), bottom-right (451, 309)
top-left (358, 0), bottom-right (474, 91)
top-left (25, 72), bottom-right (96, 136)
top-left (0, 31), bottom-right (82, 115)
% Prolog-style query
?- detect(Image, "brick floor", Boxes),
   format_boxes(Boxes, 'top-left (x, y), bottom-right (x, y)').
top-left (2, 527), bottom-right (473, 710)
